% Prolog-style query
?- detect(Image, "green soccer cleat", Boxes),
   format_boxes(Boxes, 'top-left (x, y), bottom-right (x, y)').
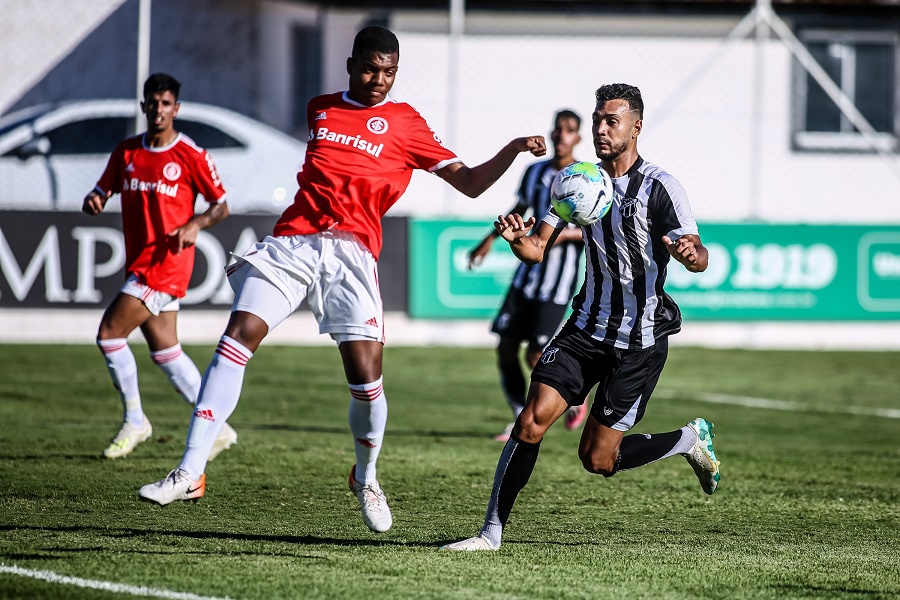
top-left (685, 418), bottom-right (720, 495)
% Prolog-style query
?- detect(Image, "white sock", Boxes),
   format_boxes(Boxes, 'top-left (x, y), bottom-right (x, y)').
top-left (150, 343), bottom-right (201, 405)
top-left (179, 336), bottom-right (252, 479)
top-left (97, 338), bottom-right (143, 426)
top-left (348, 377), bottom-right (387, 484)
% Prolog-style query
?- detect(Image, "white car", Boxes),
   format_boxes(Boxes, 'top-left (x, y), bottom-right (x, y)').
top-left (0, 99), bottom-right (306, 214)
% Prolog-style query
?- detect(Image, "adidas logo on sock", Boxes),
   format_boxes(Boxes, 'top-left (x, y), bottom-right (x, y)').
top-left (194, 409), bottom-right (215, 422)
top-left (356, 438), bottom-right (377, 449)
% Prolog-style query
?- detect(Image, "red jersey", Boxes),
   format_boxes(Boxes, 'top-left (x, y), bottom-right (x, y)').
top-left (273, 92), bottom-right (459, 258)
top-left (95, 133), bottom-right (226, 297)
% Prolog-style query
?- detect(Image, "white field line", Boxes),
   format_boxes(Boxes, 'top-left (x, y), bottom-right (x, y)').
top-left (655, 389), bottom-right (900, 419)
top-left (0, 565), bottom-right (234, 600)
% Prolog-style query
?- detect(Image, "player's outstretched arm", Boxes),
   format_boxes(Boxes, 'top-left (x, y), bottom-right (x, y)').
top-left (468, 200), bottom-right (529, 269)
top-left (496, 214), bottom-right (560, 265)
top-left (168, 201), bottom-right (230, 255)
top-left (81, 190), bottom-right (109, 216)
top-left (437, 136), bottom-right (546, 198)
top-left (663, 233), bottom-right (708, 273)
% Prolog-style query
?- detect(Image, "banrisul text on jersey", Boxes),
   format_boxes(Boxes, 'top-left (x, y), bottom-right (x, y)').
top-left (309, 126), bottom-right (384, 158)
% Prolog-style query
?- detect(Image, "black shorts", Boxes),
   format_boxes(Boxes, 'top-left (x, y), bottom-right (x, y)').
top-left (491, 288), bottom-right (569, 353)
top-left (530, 323), bottom-right (669, 431)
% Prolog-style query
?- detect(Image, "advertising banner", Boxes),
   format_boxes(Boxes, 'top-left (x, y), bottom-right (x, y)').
top-left (409, 220), bottom-right (900, 320)
top-left (0, 212), bottom-right (408, 310)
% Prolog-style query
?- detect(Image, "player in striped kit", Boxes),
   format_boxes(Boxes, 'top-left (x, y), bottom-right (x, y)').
top-left (444, 83), bottom-right (721, 551)
top-left (139, 26), bottom-right (546, 533)
top-left (82, 73), bottom-right (236, 460)
top-left (468, 109), bottom-right (587, 442)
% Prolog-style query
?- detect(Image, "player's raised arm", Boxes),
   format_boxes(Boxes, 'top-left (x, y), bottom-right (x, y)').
top-left (437, 136), bottom-right (546, 198)
top-left (496, 214), bottom-right (562, 266)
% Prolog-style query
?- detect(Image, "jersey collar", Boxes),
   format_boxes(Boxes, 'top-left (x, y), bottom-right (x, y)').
top-left (142, 132), bottom-right (182, 152)
top-left (341, 91), bottom-right (392, 108)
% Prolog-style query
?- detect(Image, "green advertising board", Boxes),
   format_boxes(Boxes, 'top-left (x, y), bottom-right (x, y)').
top-left (409, 220), bottom-right (900, 320)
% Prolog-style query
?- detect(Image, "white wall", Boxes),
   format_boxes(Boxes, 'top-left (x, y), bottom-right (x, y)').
top-left (0, 0), bottom-right (127, 114)
top-left (386, 29), bottom-right (900, 224)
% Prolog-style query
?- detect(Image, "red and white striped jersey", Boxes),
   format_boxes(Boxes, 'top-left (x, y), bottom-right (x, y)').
top-left (95, 133), bottom-right (227, 297)
top-left (273, 92), bottom-right (460, 258)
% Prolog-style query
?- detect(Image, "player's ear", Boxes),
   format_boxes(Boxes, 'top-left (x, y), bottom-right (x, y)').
top-left (173, 101), bottom-right (180, 118)
top-left (346, 57), bottom-right (353, 75)
top-left (632, 118), bottom-right (642, 139)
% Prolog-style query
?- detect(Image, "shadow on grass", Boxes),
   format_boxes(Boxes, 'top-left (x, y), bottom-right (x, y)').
top-left (239, 423), bottom-right (493, 440)
top-left (0, 525), bottom-right (586, 553)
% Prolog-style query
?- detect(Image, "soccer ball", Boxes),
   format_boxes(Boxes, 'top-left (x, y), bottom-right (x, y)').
top-left (550, 161), bottom-right (614, 226)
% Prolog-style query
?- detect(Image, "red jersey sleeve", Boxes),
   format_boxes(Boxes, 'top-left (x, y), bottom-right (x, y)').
top-left (95, 143), bottom-right (125, 196)
top-left (404, 111), bottom-right (458, 172)
top-left (191, 149), bottom-right (227, 205)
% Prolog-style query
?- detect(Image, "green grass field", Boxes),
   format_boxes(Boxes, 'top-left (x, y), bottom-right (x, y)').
top-left (1, 343), bottom-right (898, 599)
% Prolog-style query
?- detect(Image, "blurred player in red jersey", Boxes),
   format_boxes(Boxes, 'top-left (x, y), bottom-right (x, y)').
top-left (83, 73), bottom-right (235, 461)
top-left (139, 26), bottom-right (546, 532)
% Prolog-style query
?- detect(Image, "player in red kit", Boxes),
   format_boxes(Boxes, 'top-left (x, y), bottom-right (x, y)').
top-left (83, 73), bottom-right (236, 461)
top-left (140, 26), bottom-right (546, 533)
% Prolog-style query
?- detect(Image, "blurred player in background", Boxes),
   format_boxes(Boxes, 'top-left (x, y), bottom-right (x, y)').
top-left (468, 109), bottom-right (586, 442)
top-left (139, 26), bottom-right (546, 534)
top-left (82, 73), bottom-right (236, 460)
top-left (444, 83), bottom-right (720, 551)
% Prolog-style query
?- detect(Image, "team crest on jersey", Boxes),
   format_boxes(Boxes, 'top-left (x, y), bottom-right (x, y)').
top-left (366, 116), bottom-right (389, 134)
top-left (540, 346), bottom-right (560, 364)
top-left (163, 162), bottom-right (182, 181)
top-left (619, 196), bottom-right (640, 218)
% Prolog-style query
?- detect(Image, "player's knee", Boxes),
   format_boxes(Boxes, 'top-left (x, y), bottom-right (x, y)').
top-left (513, 412), bottom-right (547, 444)
top-left (579, 449), bottom-right (617, 477)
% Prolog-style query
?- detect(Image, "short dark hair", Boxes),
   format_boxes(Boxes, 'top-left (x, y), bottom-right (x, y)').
top-left (351, 26), bottom-right (400, 61)
top-left (595, 83), bottom-right (643, 119)
top-left (554, 109), bottom-right (581, 129)
top-left (143, 73), bottom-right (181, 101)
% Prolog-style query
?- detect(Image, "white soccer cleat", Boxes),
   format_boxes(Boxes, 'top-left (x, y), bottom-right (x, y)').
top-left (139, 469), bottom-right (206, 506)
top-left (685, 418), bottom-right (720, 495)
top-left (103, 418), bottom-right (152, 459)
top-left (348, 466), bottom-right (393, 533)
top-left (208, 422), bottom-right (238, 461)
top-left (441, 535), bottom-right (499, 551)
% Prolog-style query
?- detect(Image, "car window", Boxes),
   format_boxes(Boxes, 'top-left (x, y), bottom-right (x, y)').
top-left (177, 120), bottom-right (245, 149)
top-left (43, 117), bottom-right (134, 155)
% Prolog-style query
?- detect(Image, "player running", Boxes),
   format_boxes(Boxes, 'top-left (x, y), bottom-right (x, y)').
top-left (468, 109), bottom-right (587, 442)
top-left (139, 26), bottom-right (546, 533)
top-left (443, 83), bottom-right (720, 551)
top-left (83, 73), bottom-right (236, 461)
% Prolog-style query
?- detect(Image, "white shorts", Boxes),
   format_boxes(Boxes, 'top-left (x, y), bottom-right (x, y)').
top-left (120, 273), bottom-right (179, 316)
top-left (226, 231), bottom-right (385, 342)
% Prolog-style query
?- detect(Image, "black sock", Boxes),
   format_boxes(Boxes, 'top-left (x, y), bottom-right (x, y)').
top-left (498, 359), bottom-right (526, 412)
top-left (481, 433), bottom-right (541, 546)
top-left (616, 429), bottom-right (687, 472)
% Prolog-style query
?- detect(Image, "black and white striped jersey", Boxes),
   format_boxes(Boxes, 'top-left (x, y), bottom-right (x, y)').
top-left (542, 156), bottom-right (699, 350)
top-left (511, 160), bottom-right (583, 305)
